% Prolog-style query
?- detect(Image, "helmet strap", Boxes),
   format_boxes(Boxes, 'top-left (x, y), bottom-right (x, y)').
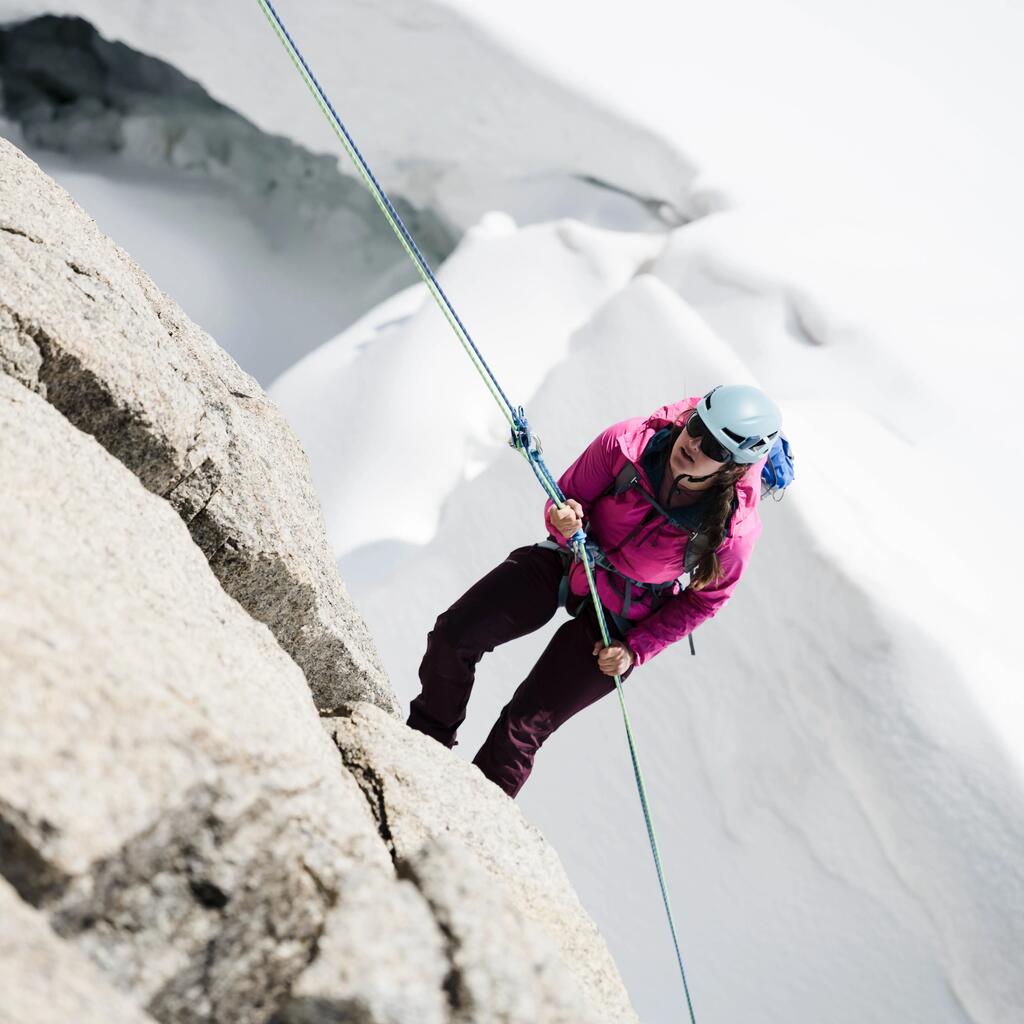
top-left (670, 470), bottom-right (718, 493)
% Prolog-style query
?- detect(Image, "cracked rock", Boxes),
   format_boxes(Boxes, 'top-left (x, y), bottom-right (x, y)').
top-left (279, 868), bottom-right (450, 1024)
top-left (0, 375), bottom-right (393, 1023)
top-left (0, 304), bottom-right (46, 395)
top-left (324, 703), bottom-right (639, 1024)
top-left (399, 836), bottom-right (597, 1024)
top-left (0, 878), bottom-right (156, 1024)
top-left (0, 134), bottom-right (397, 715)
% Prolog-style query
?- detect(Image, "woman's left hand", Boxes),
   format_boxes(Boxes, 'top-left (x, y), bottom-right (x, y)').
top-left (592, 640), bottom-right (635, 677)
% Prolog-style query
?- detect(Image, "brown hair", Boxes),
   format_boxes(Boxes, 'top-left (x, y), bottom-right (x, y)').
top-left (688, 461), bottom-right (749, 590)
top-left (672, 411), bottom-right (750, 591)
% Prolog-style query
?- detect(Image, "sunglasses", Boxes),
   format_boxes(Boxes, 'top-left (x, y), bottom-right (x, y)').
top-left (685, 412), bottom-right (731, 463)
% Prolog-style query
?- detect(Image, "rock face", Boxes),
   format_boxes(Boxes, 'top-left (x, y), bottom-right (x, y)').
top-left (280, 866), bottom-right (451, 1024)
top-left (0, 137), bottom-right (639, 1023)
top-left (0, 878), bottom-right (156, 1024)
top-left (280, 833), bottom-right (607, 1024)
top-left (0, 373), bottom-right (395, 1020)
top-left (398, 836), bottom-right (598, 1024)
top-left (325, 703), bottom-right (639, 1024)
top-left (0, 134), bottom-right (396, 715)
top-left (0, 14), bottom-right (456, 385)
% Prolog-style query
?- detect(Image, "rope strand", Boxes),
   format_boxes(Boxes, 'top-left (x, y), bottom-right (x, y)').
top-left (257, 0), bottom-right (517, 426)
top-left (256, 4), bottom-right (697, 1018)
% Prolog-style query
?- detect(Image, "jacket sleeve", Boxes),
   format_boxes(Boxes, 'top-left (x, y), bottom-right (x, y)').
top-left (624, 523), bottom-right (761, 666)
top-left (543, 419), bottom-right (635, 547)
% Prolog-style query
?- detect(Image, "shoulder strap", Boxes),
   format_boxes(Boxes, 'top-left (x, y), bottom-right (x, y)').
top-left (683, 532), bottom-right (711, 573)
top-left (613, 460), bottom-right (640, 495)
top-left (634, 484), bottom-right (684, 527)
top-left (608, 456), bottom-right (692, 526)
top-left (598, 458), bottom-right (640, 500)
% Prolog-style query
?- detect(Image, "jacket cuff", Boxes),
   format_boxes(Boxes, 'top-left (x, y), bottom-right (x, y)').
top-left (624, 630), bottom-right (655, 667)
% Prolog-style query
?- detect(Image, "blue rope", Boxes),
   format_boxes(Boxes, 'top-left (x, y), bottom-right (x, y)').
top-left (498, 413), bottom-right (700, 1016)
top-left (258, 0), bottom-right (520, 424)
top-left (621, 700), bottom-right (698, 1023)
top-left (256, 5), bottom-right (698, 1019)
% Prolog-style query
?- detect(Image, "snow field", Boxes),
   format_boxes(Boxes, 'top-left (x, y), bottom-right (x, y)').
top-left (273, 216), bottom-right (1022, 1021)
top-left (5, 0), bottom-right (1022, 1020)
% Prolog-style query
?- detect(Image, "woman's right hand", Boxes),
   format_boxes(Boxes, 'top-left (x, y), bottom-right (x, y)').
top-left (549, 498), bottom-right (585, 539)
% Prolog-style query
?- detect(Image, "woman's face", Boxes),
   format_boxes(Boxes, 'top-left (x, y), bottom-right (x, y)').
top-left (669, 419), bottom-right (728, 481)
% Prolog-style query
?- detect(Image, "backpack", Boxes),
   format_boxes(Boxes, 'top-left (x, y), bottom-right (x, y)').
top-left (761, 434), bottom-right (795, 499)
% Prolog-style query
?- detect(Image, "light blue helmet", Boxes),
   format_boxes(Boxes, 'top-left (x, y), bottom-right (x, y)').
top-left (695, 385), bottom-right (781, 465)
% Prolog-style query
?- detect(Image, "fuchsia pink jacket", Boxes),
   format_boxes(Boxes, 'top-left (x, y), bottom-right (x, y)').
top-left (544, 397), bottom-right (764, 667)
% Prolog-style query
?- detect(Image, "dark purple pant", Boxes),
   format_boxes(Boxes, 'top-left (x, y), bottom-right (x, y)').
top-left (407, 543), bottom-right (632, 798)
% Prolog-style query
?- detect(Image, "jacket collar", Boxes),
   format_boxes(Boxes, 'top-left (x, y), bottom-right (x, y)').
top-left (616, 398), bottom-right (763, 535)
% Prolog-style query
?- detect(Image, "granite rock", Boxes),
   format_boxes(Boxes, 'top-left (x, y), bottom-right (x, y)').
top-left (0, 374), bottom-right (392, 1022)
top-left (324, 704), bottom-right (639, 1024)
top-left (0, 136), bottom-right (396, 715)
top-left (0, 877), bottom-right (157, 1024)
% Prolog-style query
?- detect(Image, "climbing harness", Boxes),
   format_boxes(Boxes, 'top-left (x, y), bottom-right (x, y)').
top-left (538, 450), bottom-right (709, 653)
top-left (256, 3), bottom-right (698, 1019)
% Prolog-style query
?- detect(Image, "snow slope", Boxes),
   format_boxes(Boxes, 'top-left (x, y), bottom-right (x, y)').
top-left (274, 216), bottom-right (1022, 1024)
top-left (440, 0), bottom-right (1024, 260)
top-left (0, 0), bottom-right (699, 229)
top-left (5, 1), bottom-right (1023, 1021)
top-left (271, 214), bottom-right (664, 552)
top-left (0, 0), bottom-right (689, 383)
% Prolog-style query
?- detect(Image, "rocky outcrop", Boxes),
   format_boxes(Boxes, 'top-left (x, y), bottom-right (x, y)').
top-left (0, 136), bottom-right (639, 1023)
top-left (0, 374), bottom-right (396, 1019)
top-left (325, 703), bottom-right (639, 1024)
top-left (0, 878), bottom-right (156, 1024)
top-left (0, 135), bottom-right (396, 714)
top-left (280, 866), bottom-right (451, 1024)
top-left (0, 8), bottom-right (698, 233)
top-left (0, 369), bottom-right (638, 1020)
top-left (397, 837), bottom-right (598, 1024)
top-left (0, 14), bottom-right (456, 385)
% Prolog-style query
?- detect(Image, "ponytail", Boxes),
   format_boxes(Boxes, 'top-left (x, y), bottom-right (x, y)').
top-left (687, 462), bottom-right (747, 589)
top-left (665, 410), bottom-right (750, 591)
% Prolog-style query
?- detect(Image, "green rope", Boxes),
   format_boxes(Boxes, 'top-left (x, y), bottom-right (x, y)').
top-left (256, 0), bottom-right (515, 427)
top-left (257, 5), bottom-right (698, 1018)
top-left (579, 554), bottom-right (698, 1023)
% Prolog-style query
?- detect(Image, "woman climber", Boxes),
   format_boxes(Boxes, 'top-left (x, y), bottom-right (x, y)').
top-left (407, 384), bottom-right (782, 798)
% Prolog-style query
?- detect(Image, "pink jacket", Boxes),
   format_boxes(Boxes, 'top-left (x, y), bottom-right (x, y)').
top-left (544, 397), bottom-right (764, 666)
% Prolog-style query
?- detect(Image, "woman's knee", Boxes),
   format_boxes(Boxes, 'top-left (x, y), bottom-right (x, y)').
top-left (506, 705), bottom-right (558, 754)
top-left (427, 608), bottom-right (458, 647)
top-left (427, 604), bottom-right (492, 664)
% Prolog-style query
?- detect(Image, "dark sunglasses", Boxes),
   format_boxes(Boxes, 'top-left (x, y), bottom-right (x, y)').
top-left (685, 412), bottom-right (731, 463)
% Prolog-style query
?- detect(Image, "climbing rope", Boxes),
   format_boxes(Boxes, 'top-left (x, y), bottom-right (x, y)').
top-left (256, 3), bottom-right (698, 1019)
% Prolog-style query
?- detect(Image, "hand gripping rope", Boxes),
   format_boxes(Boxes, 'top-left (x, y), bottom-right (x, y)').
top-left (256, 3), bottom-right (698, 1019)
